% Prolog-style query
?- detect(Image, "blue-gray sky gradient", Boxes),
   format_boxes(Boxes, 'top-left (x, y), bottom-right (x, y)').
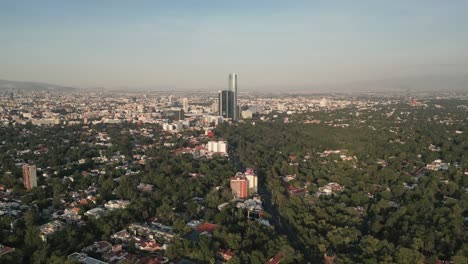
top-left (1, 0), bottom-right (467, 90)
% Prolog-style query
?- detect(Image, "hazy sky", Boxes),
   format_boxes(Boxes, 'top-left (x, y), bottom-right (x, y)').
top-left (1, 0), bottom-right (468, 90)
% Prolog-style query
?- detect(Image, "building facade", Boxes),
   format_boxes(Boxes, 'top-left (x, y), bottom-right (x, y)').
top-left (207, 141), bottom-right (228, 154)
top-left (182, 98), bottom-right (189, 112)
top-left (218, 73), bottom-right (239, 120)
top-left (245, 171), bottom-right (258, 194)
top-left (22, 164), bottom-right (37, 190)
top-left (164, 109), bottom-right (184, 121)
top-left (228, 73), bottom-right (238, 121)
top-left (218, 90), bottom-right (234, 119)
top-left (230, 176), bottom-right (248, 199)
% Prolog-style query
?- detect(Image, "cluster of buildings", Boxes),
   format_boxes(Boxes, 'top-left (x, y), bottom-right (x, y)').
top-left (0, 73), bottom-right (245, 133)
top-left (184, 221), bottom-right (218, 241)
top-left (2, 74), bottom-right (399, 134)
top-left (68, 220), bottom-right (176, 263)
top-left (317, 150), bottom-right (356, 161)
top-left (317, 182), bottom-right (345, 197)
top-left (39, 220), bottom-right (66, 241)
top-left (69, 241), bottom-right (169, 264)
top-left (0, 197), bottom-right (28, 217)
top-left (426, 159), bottom-right (450, 171)
top-left (229, 168), bottom-right (258, 199)
top-left (173, 140), bottom-right (228, 159)
top-left (281, 175), bottom-right (308, 196)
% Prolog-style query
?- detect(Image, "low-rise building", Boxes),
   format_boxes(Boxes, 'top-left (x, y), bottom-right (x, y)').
top-left (68, 252), bottom-right (107, 264)
top-left (0, 244), bottom-right (15, 257)
top-left (39, 220), bottom-right (65, 241)
top-left (84, 207), bottom-right (106, 219)
top-left (317, 182), bottom-right (344, 197)
top-left (104, 200), bottom-right (130, 210)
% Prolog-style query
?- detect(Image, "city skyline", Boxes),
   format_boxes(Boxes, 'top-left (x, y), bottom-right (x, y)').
top-left (1, 1), bottom-right (468, 91)
top-left (0, 74), bottom-right (466, 263)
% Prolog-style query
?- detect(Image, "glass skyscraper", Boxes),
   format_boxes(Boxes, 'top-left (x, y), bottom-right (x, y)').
top-left (219, 73), bottom-right (239, 120)
top-left (218, 90), bottom-right (234, 119)
top-left (229, 73), bottom-right (238, 120)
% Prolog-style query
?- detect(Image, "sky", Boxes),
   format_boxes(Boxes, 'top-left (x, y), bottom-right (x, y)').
top-left (1, 0), bottom-right (468, 91)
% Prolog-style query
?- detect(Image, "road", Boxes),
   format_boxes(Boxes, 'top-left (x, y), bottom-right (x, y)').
top-left (228, 145), bottom-right (316, 262)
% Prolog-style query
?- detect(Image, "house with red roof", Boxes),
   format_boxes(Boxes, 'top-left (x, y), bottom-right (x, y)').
top-left (265, 251), bottom-right (283, 264)
top-left (195, 222), bottom-right (217, 234)
top-left (218, 249), bottom-right (235, 262)
top-left (0, 244), bottom-right (15, 257)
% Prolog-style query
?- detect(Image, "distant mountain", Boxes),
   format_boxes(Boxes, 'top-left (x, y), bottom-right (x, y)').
top-left (0, 79), bottom-right (78, 92)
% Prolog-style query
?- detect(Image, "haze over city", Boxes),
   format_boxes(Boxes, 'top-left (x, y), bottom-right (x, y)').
top-left (1, 1), bottom-right (468, 91)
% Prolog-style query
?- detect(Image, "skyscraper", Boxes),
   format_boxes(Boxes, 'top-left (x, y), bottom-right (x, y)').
top-left (182, 98), bottom-right (189, 112)
top-left (218, 73), bottom-right (239, 120)
top-left (218, 90), bottom-right (234, 119)
top-left (228, 73), bottom-right (238, 120)
top-left (23, 164), bottom-right (37, 190)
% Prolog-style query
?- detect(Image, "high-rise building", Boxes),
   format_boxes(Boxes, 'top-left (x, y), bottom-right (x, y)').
top-left (228, 73), bottom-right (238, 120)
top-left (218, 90), bottom-right (234, 119)
top-left (164, 109), bottom-right (184, 121)
top-left (182, 98), bottom-right (189, 112)
top-left (230, 175), bottom-right (248, 198)
top-left (207, 141), bottom-right (228, 154)
top-left (218, 73), bottom-right (239, 120)
top-left (245, 168), bottom-right (258, 194)
top-left (23, 164), bottom-right (37, 190)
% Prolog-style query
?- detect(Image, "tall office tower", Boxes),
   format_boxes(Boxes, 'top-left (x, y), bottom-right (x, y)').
top-left (218, 90), bottom-right (234, 119)
top-left (23, 164), bottom-right (37, 190)
top-left (228, 73), bottom-right (238, 120)
top-left (182, 98), bottom-right (189, 112)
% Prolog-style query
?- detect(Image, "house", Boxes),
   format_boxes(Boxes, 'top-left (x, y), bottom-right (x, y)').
top-left (102, 249), bottom-right (128, 262)
top-left (67, 252), bottom-right (107, 264)
top-left (185, 222), bottom-right (218, 242)
top-left (218, 249), bottom-right (235, 262)
top-left (0, 244), bottom-right (15, 257)
top-left (265, 252), bottom-right (283, 264)
top-left (137, 183), bottom-right (154, 193)
top-left (85, 207), bottom-right (106, 219)
top-left (426, 159), bottom-right (450, 171)
top-left (195, 222), bottom-right (217, 234)
top-left (94, 241), bottom-right (112, 253)
top-left (111, 229), bottom-right (131, 242)
top-left (104, 200), bottom-right (130, 210)
top-left (135, 239), bottom-right (162, 252)
top-left (39, 220), bottom-right (65, 241)
top-left (317, 182), bottom-right (344, 197)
